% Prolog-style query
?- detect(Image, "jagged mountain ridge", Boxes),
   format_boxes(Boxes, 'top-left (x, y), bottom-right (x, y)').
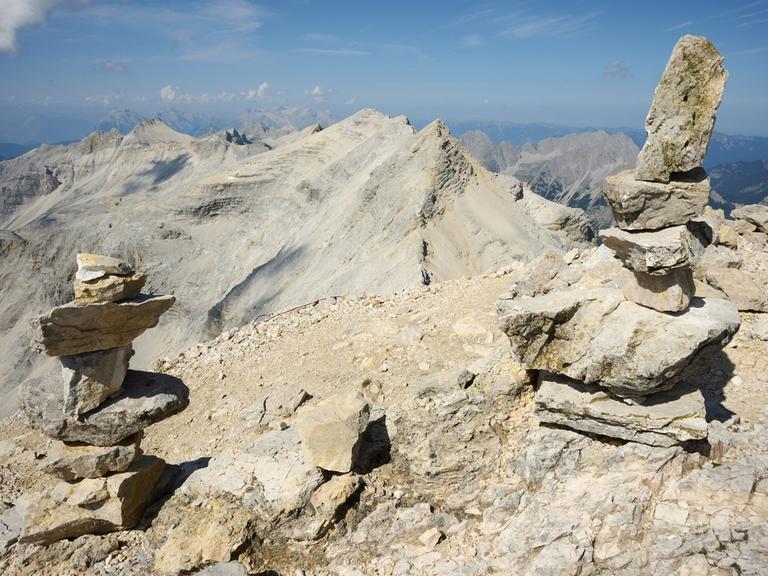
top-left (459, 129), bottom-right (640, 227)
top-left (0, 109), bottom-right (590, 417)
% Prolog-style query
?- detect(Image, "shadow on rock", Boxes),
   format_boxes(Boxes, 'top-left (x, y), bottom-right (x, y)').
top-left (677, 344), bottom-right (737, 423)
top-left (353, 415), bottom-right (391, 475)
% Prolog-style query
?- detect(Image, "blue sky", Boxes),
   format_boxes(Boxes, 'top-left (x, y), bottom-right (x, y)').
top-left (1, 0), bottom-right (767, 137)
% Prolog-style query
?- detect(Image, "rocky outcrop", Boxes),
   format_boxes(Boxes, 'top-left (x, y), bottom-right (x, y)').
top-left (635, 35), bottom-right (728, 182)
top-left (18, 254), bottom-right (184, 545)
top-left (498, 35), bottom-right (740, 446)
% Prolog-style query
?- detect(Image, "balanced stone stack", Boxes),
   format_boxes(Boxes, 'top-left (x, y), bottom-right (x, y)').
top-left (496, 36), bottom-right (741, 448)
top-left (18, 254), bottom-right (187, 545)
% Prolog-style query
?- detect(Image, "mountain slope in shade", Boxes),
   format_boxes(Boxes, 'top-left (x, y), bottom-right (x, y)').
top-left (0, 109), bottom-right (590, 416)
top-left (460, 130), bottom-right (639, 228)
top-left (710, 160), bottom-right (768, 213)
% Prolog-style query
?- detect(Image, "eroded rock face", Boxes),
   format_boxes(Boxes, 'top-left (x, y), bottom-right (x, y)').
top-left (61, 345), bottom-right (134, 416)
top-left (20, 456), bottom-right (164, 545)
top-left (535, 373), bottom-right (707, 447)
top-left (497, 288), bottom-right (740, 396)
top-left (619, 267), bottom-right (695, 313)
top-left (34, 295), bottom-right (176, 356)
top-left (603, 169), bottom-right (710, 230)
top-left (635, 35), bottom-right (728, 182)
top-left (74, 273), bottom-right (146, 305)
top-left (21, 370), bottom-right (188, 446)
top-left (600, 226), bottom-right (702, 274)
top-left (41, 434), bottom-right (142, 481)
top-left (296, 390), bottom-right (371, 473)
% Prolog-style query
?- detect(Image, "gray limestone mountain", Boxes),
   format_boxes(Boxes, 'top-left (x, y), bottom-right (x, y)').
top-left (459, 129), bottom-right (640, 227)
top-left (0, 108), bottom-right (590, 417)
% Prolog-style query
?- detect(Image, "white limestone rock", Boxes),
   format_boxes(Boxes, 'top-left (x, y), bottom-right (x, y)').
top-left (600, 226), bottom-right (702, 274)
top-left (296, 390), bottom-right (371, 473)
top-left (61, 345), bottom-right (134, 416)
top-left (497, 288), bottom-right (740, 396)
top-left (635, 35), bottom-right (728, 182)
top-left (75, 253), bottom-right (134, 282)
top-left (603, 169), bottom-right (710, 231)
top-left (535, 373), bottom-right (708, 447)
top-left (619, 267), bottom-right (695, 313)
top-left (706, 267), bottom-right (768, 312)
top-left (731, 204), bottom-right (768, 234)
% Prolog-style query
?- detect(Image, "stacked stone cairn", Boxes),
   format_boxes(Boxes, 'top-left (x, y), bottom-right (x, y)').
top-left (497, 35), bottom-right (742, 448)
top-left (18, 253), bottom-right (187, 545)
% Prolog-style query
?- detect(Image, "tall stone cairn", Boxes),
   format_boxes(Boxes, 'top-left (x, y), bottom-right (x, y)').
top-left (18, 254), bottom-right (187, 545)
top-left (496, 35), bottom-right (741, 448)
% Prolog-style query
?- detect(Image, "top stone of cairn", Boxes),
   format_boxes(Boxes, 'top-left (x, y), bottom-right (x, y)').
top-left (76, 253), bottom-right (134, 282)
top-left (635, 35), bottom-right (727, 183)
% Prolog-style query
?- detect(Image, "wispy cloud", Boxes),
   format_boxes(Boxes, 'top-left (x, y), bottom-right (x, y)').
top-left (305, 85), bottom-right (330, 102)
top-left (242, 81), bottom-right (271, 100)
top-left (497, 11), bottom-right (601, 39)
top-left (605, 59), bottom-right (631, 78)
top-left (736, 17), bottom-right (768, 27)
top-left (85, 93), bottom-right (122, 107)
top-left (462, 34), bottom-right (486, 47)
top-left (665, 21), bottom-right (692, 31)
top-left (727, 45), bottom-right (768, 56)
top-left (98, 59), bottom-right (126, 72)
top-left (0, 0), bottom-right (61, 55)
top-left (295, 47), bottom-right (369, 56)
top-left (301, 32), bottom-right (337, 43)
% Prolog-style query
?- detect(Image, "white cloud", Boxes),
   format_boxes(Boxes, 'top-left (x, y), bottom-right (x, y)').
top-left (98, 59), bottom-right (126, 72)
top-left (0, 0), bottom-right (61, 55)
top-left (242, 81), bottom-right (271, 100)
top-left (85, 94), bottom-right (123, 107)
top-left (305, 85), bottom-right (328, 102)
top-left (160, 84), bottom-right (177, 102)
top-left (605, 59), bottom-right (631, 79)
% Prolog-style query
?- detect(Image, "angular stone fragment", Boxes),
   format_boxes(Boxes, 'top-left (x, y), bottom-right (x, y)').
top-left (34, 294), bottom-right (175, 356)
top-left (21, 370), bottom-right (189, 446)
top-left (706, 267), bottom-right (768, 312)
top-left (74, 272), bottom-right (146, 304)
top-left (535, 373), bottom-right (708, 447)
top-left (731, 204), bottom-right (768, 234)
top-left (41, 434), bottom-right (142, 481)
top-left (61, 345), bottom-right (134, 416)
top-left (693, 244), bottom-right (742, 278)
top-left (600, 226), bottom-right (701, 274)
top-left (19, 455), bottom-right (164, 545)
top-left (603, 169), bottom-right (710, 230)
top-left (497, 288), bottom-right (740, 396)
top-left (717, 223), bottom-right (739, 249)
top-left (76, 253), bottom-right (134, 282)
top-left (619, 267), bottom-right (694, 313)
top-left (296, 390), bottom-right (371, 473)
top-left (635, 35), bottom-right (728, 182)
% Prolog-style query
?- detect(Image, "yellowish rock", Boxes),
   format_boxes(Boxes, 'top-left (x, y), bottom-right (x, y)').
top-left (74, 272), bottom-right (146, 304)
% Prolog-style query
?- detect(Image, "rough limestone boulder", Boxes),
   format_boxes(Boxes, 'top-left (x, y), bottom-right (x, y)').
top-left (706, 267), bottom-right (768, 312)
top-left (535, 373), bottom-right (707, 447)
top-left (74, 273), bottom-right (146, 304)
top-left (21, 370), bottom-right (188, 445)
top-left (41, 434), bottom-right (142, 481)
top-left (635, 35), bottom-right (728, 182)
top-left (19, 456), bottom-right (164, 545)
top-left (34, 295), bottom-right (175, 356)
top-left (619, 267), bottom-right (695, 313)
top-left (75, 253), bottom-right (134, 282)
top-left (61, 345), bottom-right (134, 416)
top-left (603, 169), bottom-right (710, 230)
top-left (731, 204), bottom-right (768, 234)
top-left (497, 288), bottom-right (740, 396)
top-left (600, 226), bottom-right (702, 274)
top-left (296, 390), bottom-right (371, 473)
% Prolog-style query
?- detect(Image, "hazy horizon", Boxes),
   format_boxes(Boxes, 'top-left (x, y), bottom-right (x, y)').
top-left (1, 0), bottom-right (768, 142)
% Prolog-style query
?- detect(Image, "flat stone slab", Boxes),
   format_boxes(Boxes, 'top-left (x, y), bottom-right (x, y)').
top-left (21, 370), bottom-right (188, 446)
top-left (76, 253), bottom-right (134, 282)
top-left (535, 373), bottom-right (708, 447)
top-left (41, 433), bottom-right (142, 481)
top-left (34, 294), bottom-right (175, 356)
top-left (635, 35), bottom-right (727, 183)
top-left (600, 226), bottom-right (701, 274)
top-left (74, 272), bottom-right (146, 304)
top-left (20, 455), bottom-right (164, 545)
top-left (497, 288), bottom-right (740, 396)
top-left (603, 169), bottom-right (710, 231)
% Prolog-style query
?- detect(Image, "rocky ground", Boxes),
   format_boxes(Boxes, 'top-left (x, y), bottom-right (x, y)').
top-left (1, 216), bottom-right (768, 574)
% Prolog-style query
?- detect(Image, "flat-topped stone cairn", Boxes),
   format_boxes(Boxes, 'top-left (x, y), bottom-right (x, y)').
top-left (497, 35), bottom-right (740, 448)
top-left (635, 35), bottom-right (727, 183)
top-left (19, 253), bottom-right (186, 545)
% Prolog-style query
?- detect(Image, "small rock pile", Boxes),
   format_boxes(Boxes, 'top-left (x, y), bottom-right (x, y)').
top-left (497, 35), bottom-right (742, 447)
top-left (18, 253), bottom-right (187, 545)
